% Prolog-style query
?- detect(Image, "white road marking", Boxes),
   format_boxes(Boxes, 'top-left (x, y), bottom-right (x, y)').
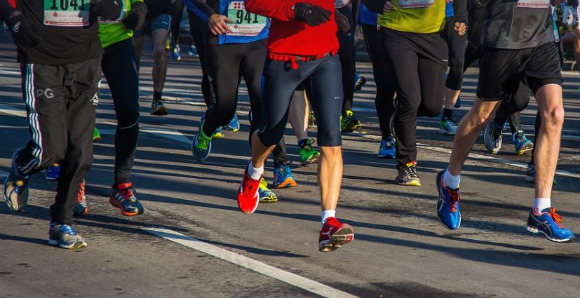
top-left (140, 128), bottom-right (191, 144)
top-left (142, 227), bottom-right (357, 298)
top-left (0, 170), bottom-right (9, 178)
top-left (0, 104), bottom-right (26, 118)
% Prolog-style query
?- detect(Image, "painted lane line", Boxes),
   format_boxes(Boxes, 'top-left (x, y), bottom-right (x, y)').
top-left (142, 227), bottom-right (357, 298)
top-left (140, 128), bottom-right (191, 144)
top-left (0, 170), bottom-right (9, 178)
top-left (0, 104), bottom-right (26, 118)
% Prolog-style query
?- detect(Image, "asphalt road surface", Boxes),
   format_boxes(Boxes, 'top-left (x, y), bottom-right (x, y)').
top-left (0, 31), bottom-right (579, 298)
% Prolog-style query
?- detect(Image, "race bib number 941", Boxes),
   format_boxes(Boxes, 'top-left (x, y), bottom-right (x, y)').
top-left (44, 0), bottom-right (90, 27)
top-left (227, 1), bottom-right (267, 37)
top-left (516, 0), bottom-right (550, 8)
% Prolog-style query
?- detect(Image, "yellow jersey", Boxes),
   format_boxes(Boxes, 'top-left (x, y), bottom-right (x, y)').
top-left (378, 0), bottom-right (447, 33)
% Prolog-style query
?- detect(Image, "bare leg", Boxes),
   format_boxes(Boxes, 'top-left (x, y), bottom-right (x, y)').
top-left (533, 84), bottom-right (564, 198)
top-left (151, 28), bottom-right (169, 94)
top-left (318, 146), bottom-right (342, 211)
top-left (448, 98), bottom-right (501, 175)
top-left (288, 89), bottom-right (309, 142)
top-left (444, 88), bottom-right (460, 110)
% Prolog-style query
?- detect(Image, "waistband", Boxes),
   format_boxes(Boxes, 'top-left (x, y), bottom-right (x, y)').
top-left (268, 51), bottom-right (338, 69)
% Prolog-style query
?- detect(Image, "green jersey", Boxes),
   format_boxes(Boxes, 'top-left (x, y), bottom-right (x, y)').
top-left (99, 0), bottom-right (142, 48)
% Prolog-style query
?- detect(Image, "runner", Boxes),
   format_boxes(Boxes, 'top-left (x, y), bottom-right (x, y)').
top-left (238, 0), bottom-right (355, 252)
top-left (183, 0), bottom-right (294, 201)
top-left (366, 0), bottom-right (467, 186)
top-left (1, 0), bottom-right (121, 249)
top-left (436, 0), bottom-right (575, 242)
top-left (134, 0), bottom-right (174, 116)
top-left (358, 1), bottom-right (396, 158)
top-left (439, 1), bottom-right (466, 136)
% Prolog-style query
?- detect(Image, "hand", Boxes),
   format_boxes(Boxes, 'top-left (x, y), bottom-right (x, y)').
top-left (208, 14), bottom-right (232, 35)
top-left (454, 22), bottom-right (467, 36)
top-left (563, 6), bottom-right (578, 27)
top-left (294, 3), bottom-right (331, 26)
top-left (335, 9), bottom-right (350, 34)
top-left (93, 0), bottom-right (121, 21)
top-left (122, 1), bottom-right (147, 30)
top-left (383, 1), bottom-right (394, 14)
top-left (7, 13), bottom-right (42, 51)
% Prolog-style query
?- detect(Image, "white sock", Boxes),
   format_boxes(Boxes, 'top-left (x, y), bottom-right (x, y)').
top-left (247, 161), bottom-right (264, 180)
top-left (321, 210), bottom-right (336, 226)
top-left (533, 198), bottom-right (551, 212)
top-left (443, 169), bottom-right (460, 189)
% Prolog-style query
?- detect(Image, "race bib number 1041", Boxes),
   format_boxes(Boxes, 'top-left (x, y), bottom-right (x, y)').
top-left (44, 0), bottom-right (90, 27)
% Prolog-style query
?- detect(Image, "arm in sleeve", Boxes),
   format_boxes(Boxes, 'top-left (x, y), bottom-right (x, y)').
top-left (361, 0), bottom-right (386, 14)
top-left (182, 0), bottom-right (215, 22)
top-left (453, 0), bottom-right (468, 25)
top-left (0, 0), bottom-right (16, 21)
top-left (244, 0), bottom-right (297, 21)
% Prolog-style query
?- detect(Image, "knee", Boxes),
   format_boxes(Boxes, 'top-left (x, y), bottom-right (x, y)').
top-left (418, 100), bottom-right (441, 117)
top-left (153, 45), bottom-right (167, 58)
top-left (541, 105), bottom-right (565, 130)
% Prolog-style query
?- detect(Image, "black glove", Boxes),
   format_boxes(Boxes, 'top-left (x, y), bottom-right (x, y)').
top-left (294, 3), bottom-right (331, 26)
top-left (335, 9), bottom-right (350, 34)
top-left (93, 0), bottom-right (121, 21)
top-left (122, 1), bottom-right (147, 30)
top-left (7, 14), bottom-right (41, 51)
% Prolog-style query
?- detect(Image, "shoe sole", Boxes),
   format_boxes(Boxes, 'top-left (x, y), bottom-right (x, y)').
top-left (377, 153), bottom-right (395, 159)
top-left (151, 106), bottom-right (168, 116)
top-left (48, 239), bottom-right (88, 249)
top-left (273, 178), bottom-right (297, 189)
top-left (301, 155), bottom-right (319, 166)
top-left (342, 123), bottom-right (362, 133)
top-left (436, 171), bottom-right (461, 230)
top-left (109, 198), bottom-right (142, 216)
top-left (4, 179), bottom-right (28, 212)
top-left (396, 180), bottom-right (421, 186)
top-left (516, 143), bottom-right (534, 155)
top-left (319, 224), bottom-right (355, 252)
top-left (526, 225), bottom-right (575, 243)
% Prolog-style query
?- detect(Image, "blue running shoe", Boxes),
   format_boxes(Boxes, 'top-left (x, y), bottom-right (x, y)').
top-left (513, 130), bottom-right (533, 155)
top-left (191, 120), bottom-right (214, 162)
top-left (273, 164), bottom-right (297, 189)
top-left (454, 97), bottom-right (462, 108)
top-left (377, 137), bottom-right (396, 159)
top-left (436, 171), bottom-right (461, 230)
top-left (45, 163), bottom-right (61, 181)
top-left (48, 222), bottom-right (87, 249)
top-left (214, 126), bottom-right (225, 139)
top-left (527, 208), bottom-right (575, 242)
top-left (225, 115), bottom-right (240, 132)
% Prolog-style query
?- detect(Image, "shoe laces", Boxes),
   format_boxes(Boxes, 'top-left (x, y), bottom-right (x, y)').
top-left (300, 139), bottom-right (316, 151)
top-left (546, 208), bottom-right (565, 228)
top-left (77, 181), bottom-right (86, 203)
top-left (115, 183), bottom-right (137, 202)
top-left (403, 162), bottom-right (419, 178)
top-left (449, 189), bottom-right (460, 212)
top-left (196, 131), bottom-right (212, 150)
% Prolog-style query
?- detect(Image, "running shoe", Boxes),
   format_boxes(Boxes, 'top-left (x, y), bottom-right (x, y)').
top-left (224, 114), bottom-right (240, 132)
top-left (214, 126), bottom-right (225, 139)
top-left (45, 163), bottom-right (61, 181)
top-left (377, 137), bottom-right (396, 159)
top-left (319, 217), bottom-right (355, 252)
top-left (110, 182), bottom-right (144, 216)
top-left (48, 222), bottom-right (87, 249)
top-left (395, 161), bottom-right (421, 186)
top-left (171, 44), bottom-right (181, 61)
top-left (483, 121), bottom-right (502, 154)
top-left (527, 208), bottom-right (575, 242)
top-left (151, 99), bottom-right (168, 116)
top-left (3, 149), bottom-right (30, 212)
top-left (299, 139), bottom-right (320, 165)
top-left (436, 171), bottom-right (461, 230)
top-left (354, 72), bottom-right (367, 92)
top-left (513, 130), bottom-right (534, 155)
top-left (454, 97), bottom-right (462, 108)
top-left (258, 178), bottom-right (278, 203)
top-left (439, 119), bottom-right (457, 136)
top-left (273, 164), bottom-right (297, 189)
top-left (188, 45), bottom-right (199, 57)
top-left (341, 110), bottom-right (362, 133)
top-left (237, 165), bottom-right (260, 214)
top-left (191, 120), bottom-right (214, 162)
top-left (93, 127), bottom-right (101, 142)
top-left (73, 180), bottom-right (88, 216)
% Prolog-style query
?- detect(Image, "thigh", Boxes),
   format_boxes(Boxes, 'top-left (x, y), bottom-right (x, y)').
top-left (477, 47), bottom-right (525, 101)
top-left (207, 44), bottom-right (243, 108)
top-left (151, 14), bottom-right (172, 48)
top-left (305, 56), bottom-right (343, 147)
top-left (525, 42), bottom-right (563, 94)
top-left (240, 40), bottom-right (267, 121)
top-left (102, 41), bottom-right (140, 120)
top-left (382, 30), bottom-right (421, 106)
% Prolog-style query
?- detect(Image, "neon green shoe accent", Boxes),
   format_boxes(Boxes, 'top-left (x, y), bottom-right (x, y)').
top-left (93, 127), bottom-right (101, 142)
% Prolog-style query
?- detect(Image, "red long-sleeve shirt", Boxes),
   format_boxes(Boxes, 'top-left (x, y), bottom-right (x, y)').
top-left (244, 0), bottom-right (339, 56)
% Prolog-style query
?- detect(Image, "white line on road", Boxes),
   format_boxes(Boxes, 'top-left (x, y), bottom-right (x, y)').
top-left (142, 227), bottom-right (357, 298)
top-left (0, 104), bottom-right (26, 118)
top-left (0, 170), bottom-right (9, 178)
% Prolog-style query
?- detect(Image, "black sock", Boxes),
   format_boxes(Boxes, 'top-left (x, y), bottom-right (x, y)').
top-left (153, 91), bottom-right (162, 101)
top-left (442, 108), bottom-right (454, 121)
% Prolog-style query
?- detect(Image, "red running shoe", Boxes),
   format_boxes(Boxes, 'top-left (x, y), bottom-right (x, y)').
top-left (237, 167), bottom-right (260, 214)
top-left (319, 217), bottom-right (354, 252)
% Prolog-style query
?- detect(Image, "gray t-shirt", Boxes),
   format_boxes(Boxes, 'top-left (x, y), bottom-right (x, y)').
top-left (482, 0), bottom-right (554, 49)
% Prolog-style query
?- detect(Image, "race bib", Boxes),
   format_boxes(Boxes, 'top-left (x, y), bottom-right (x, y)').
top-left (227, 1), bottom-right (267, 37)
top-left (44, 0), bottom-right (90, 27)
top-left (398, 0), bottom-right (435, 9)
top-left (517, 0), bottom-right (550, 8)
